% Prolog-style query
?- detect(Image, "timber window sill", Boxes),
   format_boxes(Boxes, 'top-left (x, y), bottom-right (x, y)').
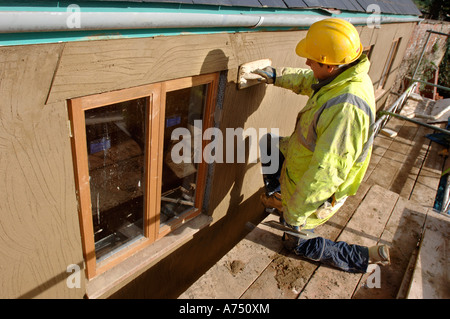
top-left (85, 214), bottom-right (212, 299)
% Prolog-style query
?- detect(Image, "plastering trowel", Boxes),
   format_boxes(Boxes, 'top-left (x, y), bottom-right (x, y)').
top-left (261, 220), bottom-right (319, 239)
top-left (237, 58), bottom-right (272, 89)
top-left (245, 220), bottom-right (319, 240)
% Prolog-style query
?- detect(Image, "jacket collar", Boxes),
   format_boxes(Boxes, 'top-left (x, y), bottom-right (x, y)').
top-left (310, 54), bottom-right (370, 96)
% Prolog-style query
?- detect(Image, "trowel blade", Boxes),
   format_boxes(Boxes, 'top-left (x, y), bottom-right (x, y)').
top-left (262, 220), bottom-right (318, 240)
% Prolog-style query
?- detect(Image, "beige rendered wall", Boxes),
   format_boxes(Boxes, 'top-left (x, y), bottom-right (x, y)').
top-left (360, 22), bottom-right (416, 108)
top-left (0, 22), bottom-right (415, 298)
top-left (0, 44), bottom-right (85, 298)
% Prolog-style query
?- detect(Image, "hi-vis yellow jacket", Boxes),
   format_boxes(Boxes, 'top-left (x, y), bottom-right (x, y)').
top-left (274, 55), bottom-right (375, 229)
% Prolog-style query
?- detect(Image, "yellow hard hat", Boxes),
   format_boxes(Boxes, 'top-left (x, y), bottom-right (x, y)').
top-left (296, 18), bottom-right (363, 65)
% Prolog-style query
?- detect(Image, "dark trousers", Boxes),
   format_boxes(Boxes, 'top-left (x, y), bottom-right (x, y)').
top-left (294, 235), bottom-right (369, 273)
top-left (260, 134), bottom-right (284, 196)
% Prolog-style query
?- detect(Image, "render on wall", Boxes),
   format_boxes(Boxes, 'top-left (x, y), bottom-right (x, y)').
top-left (0, 21), bottom-right (416, 298)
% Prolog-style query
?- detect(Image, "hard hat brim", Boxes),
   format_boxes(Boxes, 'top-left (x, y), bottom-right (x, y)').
top-left (295, 38), bottom-right (363, 65)
top-left (295, 38), bottom-right (312, 60)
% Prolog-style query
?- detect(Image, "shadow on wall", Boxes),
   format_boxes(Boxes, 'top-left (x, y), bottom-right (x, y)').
top-left (202, 49), bottom-right (268, 223)
top-left (16, 261), bottom-right (85, 299)
top-left (109, 49), bottom-right (272, 299)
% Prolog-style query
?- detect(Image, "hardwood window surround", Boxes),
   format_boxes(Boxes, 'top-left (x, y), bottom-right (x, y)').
top-left (68, 73), bottom-right (219, 280)
top-left (377, 38), bottom-right (401, 91)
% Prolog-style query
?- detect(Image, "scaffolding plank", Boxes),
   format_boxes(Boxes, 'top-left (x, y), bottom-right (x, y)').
top-left (298, 184), bottom-right (399, 299)
top-left (178, 214), bottom-right (284, 299)
top-left (353, 197), bottom-right (427, 298)
top-left (241, 182), bottom-right (371, 298)
top-left (357, 115), bottom-right (421, 206)
top-left (407, 209), bottom-right (450, 299)
top-left (365, 116), bottom-right (442, 204)
top-left (409, 136), bottom-right (445, 209)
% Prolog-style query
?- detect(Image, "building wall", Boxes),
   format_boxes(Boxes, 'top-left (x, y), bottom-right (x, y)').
top-left (0, 22), bottom-right (416, 298)
top-left (391, 19), bottom-right (450, 96)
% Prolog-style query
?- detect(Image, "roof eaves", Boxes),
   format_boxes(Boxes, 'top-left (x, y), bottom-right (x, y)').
top-left (257, 0), bottom-right (288, 9)
top-left (38, 0), bottom-right (423, 16)
top-left (282, 0), bottom-right (309, 9)
top-left (303, 0), bottom-right (363, 12)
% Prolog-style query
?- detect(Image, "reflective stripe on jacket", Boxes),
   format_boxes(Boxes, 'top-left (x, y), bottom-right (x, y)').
top-left (274, 55), bottom-right (375, 229)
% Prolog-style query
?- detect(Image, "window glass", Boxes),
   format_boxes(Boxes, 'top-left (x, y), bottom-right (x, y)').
top-left (160, 84), bottom-right (207, 226)
top-left (85, 97), bottom-right (148, 261)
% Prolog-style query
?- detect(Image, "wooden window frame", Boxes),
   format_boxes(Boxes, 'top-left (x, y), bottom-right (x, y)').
top-left (158, 73), bottom-right (218, 239)
top-left (363, 44), bottom-right (374, 61)
top-left (377, 38), bottom-right (401, 90)
top-left (68, 73), bottom-right (219, 279)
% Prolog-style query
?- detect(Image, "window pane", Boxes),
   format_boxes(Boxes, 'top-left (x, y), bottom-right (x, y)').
top-left (85, 97), bottom-right (148, 262)
top-left (161, 84), bottom-right (208, 226)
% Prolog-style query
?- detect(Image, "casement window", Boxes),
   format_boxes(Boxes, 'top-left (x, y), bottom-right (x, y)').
top-left (68, 73), bottom-right (218, 279)
top-left (378, 38), bottom-right (401, 90)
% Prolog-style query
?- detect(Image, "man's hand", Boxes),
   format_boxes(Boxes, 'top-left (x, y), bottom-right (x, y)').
top-left (252, 67), bottom-right (276, 84)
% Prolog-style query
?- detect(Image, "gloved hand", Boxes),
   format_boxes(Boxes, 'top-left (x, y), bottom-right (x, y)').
top-left (252, 67), bottom-right (276, 84)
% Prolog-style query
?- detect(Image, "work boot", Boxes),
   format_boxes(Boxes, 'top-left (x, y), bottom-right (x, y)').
top-left (260, 192), bottom-right (283, 211)
top-left (368, 245), bottom-right (390, 266)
